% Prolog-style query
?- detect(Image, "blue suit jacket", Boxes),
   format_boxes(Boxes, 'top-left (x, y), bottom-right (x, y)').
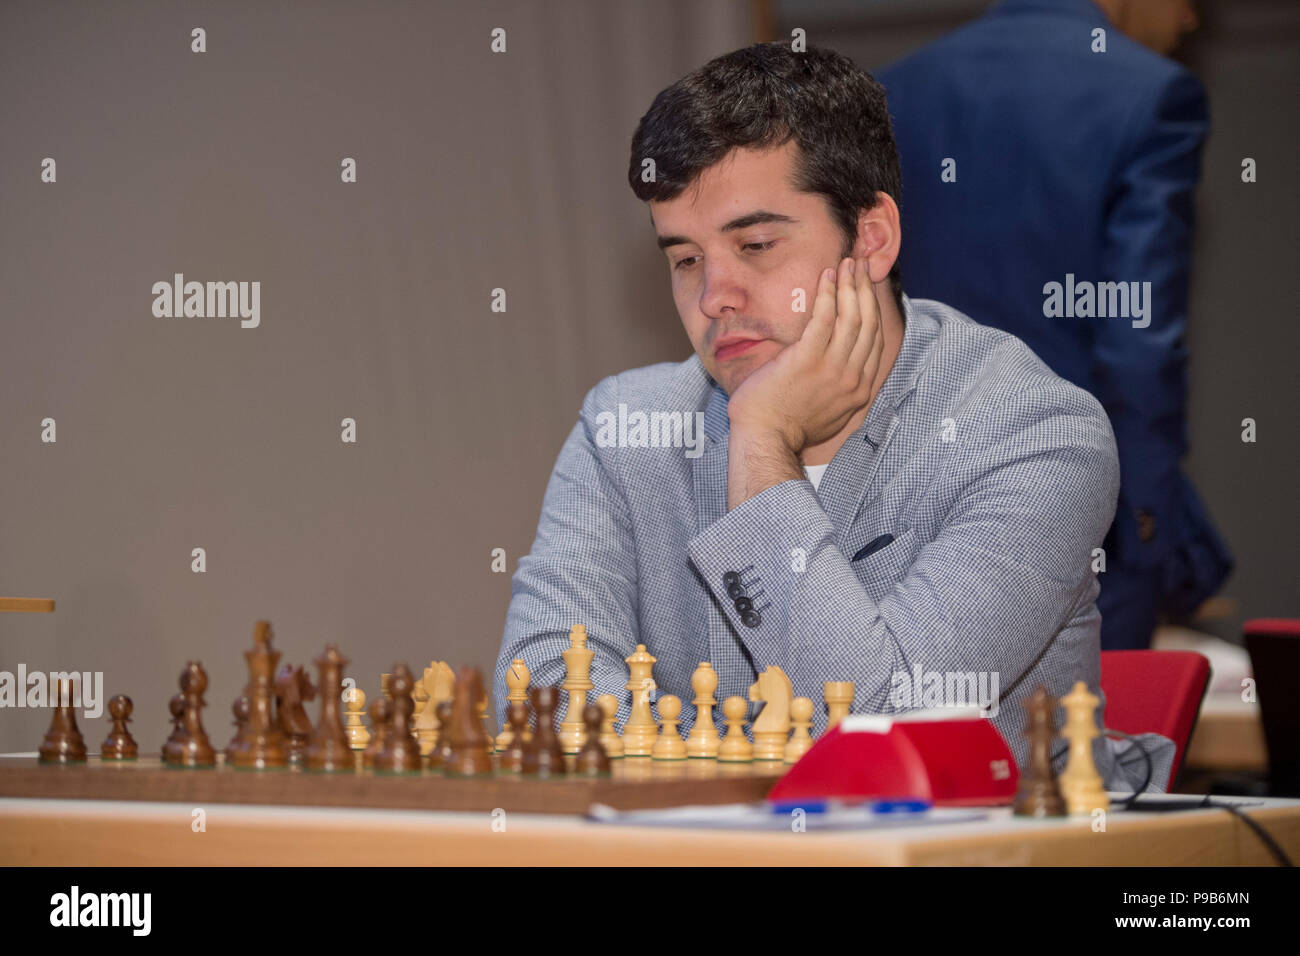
top-left (880, 0), bottom-right (1231, 615)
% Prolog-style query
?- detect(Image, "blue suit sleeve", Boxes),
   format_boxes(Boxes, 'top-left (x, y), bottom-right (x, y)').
top-left (1091, 69), bottom-right (1208, 570)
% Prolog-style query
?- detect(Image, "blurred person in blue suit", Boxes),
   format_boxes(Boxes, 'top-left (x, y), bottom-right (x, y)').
top-left (880, 0), bottom-right (1231, 650)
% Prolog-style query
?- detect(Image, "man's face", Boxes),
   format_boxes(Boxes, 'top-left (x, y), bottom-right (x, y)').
top-left (650, 142), bottom-right (852, 396)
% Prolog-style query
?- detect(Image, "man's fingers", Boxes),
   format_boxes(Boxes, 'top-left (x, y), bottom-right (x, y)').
top-left (828, 256), bottom-right (861, 363)
top-left (848, 257), bottom-right (881, 385)
top-left (800, 265), bottom-right (837, 351)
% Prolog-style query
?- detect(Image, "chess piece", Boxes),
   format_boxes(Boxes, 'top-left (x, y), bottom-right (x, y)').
top-left (38, 678), bottom-right (87, 763)
top-left (174, 661), bottom-right (217, 768)
top-left (1059, 681), bottom-right (1109, 816)
top-left (652, 694), bottom-right (687, 760)
top-left (101, 694), bottom-right (138, 760)
top-left (495, 658), bottom-right (531, 752)
top-left (622, 644), bottom-right (658, 756)
top-left (522, 686), bottom-right (567, 777)
top-left (499, 701), bottom-right (530, 773)
top-left (343, 687), bottom-right (370, 750)
top-left (445, 667), bottom-right (494, 776)
top-left (411, 675), bottom-right (430, 740)
top-left (560, 624), bottom-right (594, 753)
top-left (476, 696), bottom-right (496, 751)
top-left (363, 695), bottom-right (392, 769)
top-left (824, 681), bottom-right (854, 731)
top-left (305, 645), bottom-right (352, 772)
top-left (225, 695), bottom-right (251, 759)
top-left (717, 696), bottom-right (753, 762)
top-left (431, 700), bottom-right (455, 770)
top-left (784, 696), bottom-right (815, 763)
top-left (749, 666), bottom-right (793, 761)
top-left (161, 694), bottom-right (187, 765)
top-left (229, 621), bottom-right (289, 769)
top-left (275, 664), bottom-right (318, 765)
top-left (1013, 686), bottom-right (1067, 817)
top-left (596, 693), bottom-right (623, 758)
top-left (414, 661), bottom-right (455, 756)
top-left (686, 663), bottom-right (720, 758)
top-left (575, 703), bottom-right (611, 775)
top-left (373, 663), bottom-right (422, 773)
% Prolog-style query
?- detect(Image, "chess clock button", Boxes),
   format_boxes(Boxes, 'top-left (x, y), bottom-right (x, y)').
top-left (741, 610), bottom-right (761, 628)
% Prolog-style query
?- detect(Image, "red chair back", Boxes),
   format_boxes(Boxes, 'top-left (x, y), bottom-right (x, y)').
top-left (1099, 650), bottom-right (1211, 791)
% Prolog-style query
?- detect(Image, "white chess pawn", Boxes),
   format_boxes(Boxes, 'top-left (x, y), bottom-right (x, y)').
top-left (784, 696), bottom-right (814, 763)
top-left (717, 696), bottom-right (752, 763)
top-left (343, 687), bottom-right (370, 750)
top-left (652, 694), bottom-right (687, 760)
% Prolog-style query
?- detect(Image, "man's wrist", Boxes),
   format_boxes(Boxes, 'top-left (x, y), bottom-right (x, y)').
top-left (727, 424), bottom-right (802, 508)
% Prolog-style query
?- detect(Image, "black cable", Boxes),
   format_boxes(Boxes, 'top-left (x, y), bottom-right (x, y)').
top-left (1050, 728), bottom-right (1292, 866)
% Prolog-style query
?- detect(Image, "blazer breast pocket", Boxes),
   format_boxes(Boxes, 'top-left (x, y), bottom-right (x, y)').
top-left (848, 528), bottom-right (918, 599)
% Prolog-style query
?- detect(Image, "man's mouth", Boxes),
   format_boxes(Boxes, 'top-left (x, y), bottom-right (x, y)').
top-left (714, 337), bottom-right (766, 361)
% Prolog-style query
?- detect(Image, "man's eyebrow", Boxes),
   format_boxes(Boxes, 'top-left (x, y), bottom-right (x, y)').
top-left (655, 210), bottom-right (799, 250)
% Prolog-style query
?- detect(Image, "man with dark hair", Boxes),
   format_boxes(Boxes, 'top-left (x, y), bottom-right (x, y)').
top-left (494, 41), bottom-right (1172, 791)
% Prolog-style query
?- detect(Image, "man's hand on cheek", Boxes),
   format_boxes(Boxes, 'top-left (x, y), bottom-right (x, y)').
top-left (727, 256), bottom-right (885, 455)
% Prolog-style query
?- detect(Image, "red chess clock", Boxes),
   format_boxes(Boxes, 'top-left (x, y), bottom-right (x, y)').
top-left (767, 709), bottom-right (1019, 807)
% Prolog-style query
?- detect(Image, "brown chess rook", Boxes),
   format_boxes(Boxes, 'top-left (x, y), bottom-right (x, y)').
top-left (174, 661), bottom-right (217, 768)
top-left (444, 667), bottom-right (494, 777)
top-left (38, 678), bottom-right (87, 763)
top-left (304, 645), bottom-right (352, 772)
top-left (373, 663), bottom-right (422, 773)
top-left (574, 703), bottom-right (611, 776)
top-left (522, 686), bottom-right (567, 777)
top-left (101, 694), bottom-right (139, 760)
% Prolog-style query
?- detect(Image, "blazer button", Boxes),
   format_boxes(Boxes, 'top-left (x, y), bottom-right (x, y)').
top-left (723, 571), bottom-right (740, 587)
top-left (727, 583), bottom-right (745, 600)
top-left (741, 610), bottom-right (761, 628)
top-left (734, 596), bottom-right (753, 613)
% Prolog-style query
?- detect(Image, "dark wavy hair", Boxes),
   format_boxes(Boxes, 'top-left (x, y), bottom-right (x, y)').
top-left (628, 41), bottom-right (903, 311)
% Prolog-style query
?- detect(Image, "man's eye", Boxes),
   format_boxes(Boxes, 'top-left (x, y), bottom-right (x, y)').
top-left (745, 241), bottom-right (777, 253)
top-left (673, 256), bottom-right (700, 271)
top-left (673, 241), bottom-right (776, 271)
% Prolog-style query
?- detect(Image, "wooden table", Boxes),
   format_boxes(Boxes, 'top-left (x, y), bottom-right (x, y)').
top-left (1183, 695), bottom-right (1268, 773)
top-left (2, 752), bottom-right (1297, 865)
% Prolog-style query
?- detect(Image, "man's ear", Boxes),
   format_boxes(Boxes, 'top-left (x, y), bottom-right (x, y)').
top-left (853, 193), bottom-right (902, 285)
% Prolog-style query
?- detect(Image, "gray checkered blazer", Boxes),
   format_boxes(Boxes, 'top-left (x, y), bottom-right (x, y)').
top-left (495, 296), bottom-right (1174, 794)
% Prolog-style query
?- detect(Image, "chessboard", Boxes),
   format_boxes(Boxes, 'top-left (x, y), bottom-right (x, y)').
top-left (0, 753), bottom-right (786, 815)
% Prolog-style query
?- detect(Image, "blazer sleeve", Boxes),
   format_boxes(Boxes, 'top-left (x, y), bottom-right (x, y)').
top-left (492, 377), bottom-right (641, 727)
top-left (1090, 69), bottom-right (1208, 571)
top-left (687, 381), bottom-right (1120, 718)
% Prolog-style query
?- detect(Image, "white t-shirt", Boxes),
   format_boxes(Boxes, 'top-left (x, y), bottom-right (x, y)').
top-left (803, 463), bottom-right (829, 491)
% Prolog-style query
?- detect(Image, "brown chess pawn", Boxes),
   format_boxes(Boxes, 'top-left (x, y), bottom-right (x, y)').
top-left (39, 679), bottom-right (87, 763)
top-left (445, 667), bottom-right (493, 777)
top-left (161, 694), bottom-right (187, 765)
top-left (1013, 685), bottom-right (1067, 818)
top-left (225, 696), bottom-right (251, 761)
top-left (305, 645), bottom-right (353, 772)
top-left (362, 695), bottom-right (392, 769)
top-left (174, 661), bottom-right (217, 768)
top-left (432, 700), bottom-right (454, 770)
top-left (522, 686), bottom-right (567, 777)
top-left (100, 694), bottom-right (138, 760)
top-left (574, 703), bottom-right (611, 776)
top-left (373, 663), bottom-right (422, 773)
top-left (230, 620), bottom-right (289, 769)
top-left (498, 701), bottom-right (530, 774)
